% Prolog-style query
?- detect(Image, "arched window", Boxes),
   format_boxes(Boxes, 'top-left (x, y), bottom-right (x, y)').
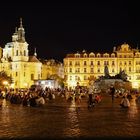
top-left (24, 50), bottom-right (26, 56)
top-left (16, 50), bottom-right (18, 56)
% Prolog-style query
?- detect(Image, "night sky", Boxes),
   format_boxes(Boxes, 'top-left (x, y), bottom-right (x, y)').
top-left (0, 1), bottom-right (140, 62)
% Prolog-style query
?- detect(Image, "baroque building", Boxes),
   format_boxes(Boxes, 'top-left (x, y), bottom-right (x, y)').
top-left (63, 43), bottom-right (140, 89)
top-left (0, 19), bottom-right (63, 89)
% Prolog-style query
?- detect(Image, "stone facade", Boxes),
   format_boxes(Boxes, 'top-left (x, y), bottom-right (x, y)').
top-left (0, 19), bottom-right (63, 89)
top-left (64, 43), bottom-right (140, 89)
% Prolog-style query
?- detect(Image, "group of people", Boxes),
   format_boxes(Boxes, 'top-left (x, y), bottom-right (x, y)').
top-left (109, 85), bottom-right (131, 108)
top-left (0, 81), bottom-right (138, 109)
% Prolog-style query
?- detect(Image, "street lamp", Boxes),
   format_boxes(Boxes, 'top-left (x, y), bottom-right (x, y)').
top-left (3, 81), bottom-right (8, 86)
top-left (3, 80), bottom-right (9, 92)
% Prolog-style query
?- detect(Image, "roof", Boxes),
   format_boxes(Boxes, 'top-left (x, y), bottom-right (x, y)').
top-left (28, 56), bottom-right (41, 62)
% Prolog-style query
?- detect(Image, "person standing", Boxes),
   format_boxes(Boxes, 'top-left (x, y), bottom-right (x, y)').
top-left (110, 85), bottom-right (115, 103)
top-left (88, 81), bottom-right (95, 107)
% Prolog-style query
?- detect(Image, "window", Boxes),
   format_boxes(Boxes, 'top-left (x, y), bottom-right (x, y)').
top-left (84, 61), bottom-right (87, 66)
top-left (129, 61), bottom-right (131, 65)
top-left (78, 68), bottom-right (80, 73)
top-left (90, 61), bottom-right (93, 65)
top-left (84, 68), bottom-right (87, 73)
top-left (75, 68), bottom-right (80, 73)
top-left (97, 61), bottom-right (100, 66)
top-left (75, 61), bottom-right (80, 66)
top-left (16, 50), bottom-right (18, 56)
top-left (75, 76), bottom-right (78, 80)
top-left (24, 50), bottom-right (26, 56)
top-left (24, 72), bottom-right (25, 77)
top-left (38, 74), bottom-right (40, 79)
top-left (16, 72), bottom-right (18, 76)
top-left (106, 61), bottom-right (109, 65)
top-left (31, 74), bottom-right (34, 80)
top-left (69, 68), bottom-right (72, 73)
top-left (112, 61), bottom-right (115, 65)
top-left (97, 68), bottom-right (100, 73)
top-left (69, 61), bottom-right (72, 66)
top-left (84, 75), bottom-right (87, 80)
top-left (129, 67), bottom-right (131, 72)
top-left (124, 62), bottom-right (127, 65)
top-left (70, 76), bottom-right (72, 80)
top-left (90, 68), bottom-right (94, 73)
top-left (112, 68), bottom-right (114, 73)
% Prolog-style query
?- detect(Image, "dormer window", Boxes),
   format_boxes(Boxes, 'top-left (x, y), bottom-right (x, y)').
top-left (111, 53), bottom-right (115, 58)
top-left (89, 52), bottom-right (95, 57)
top-left (97, 53), bottom-right (101, 57)
top-left (75, 53), bottom-right (80, 58)
top-left (83, 53), bottom-right (87, 58)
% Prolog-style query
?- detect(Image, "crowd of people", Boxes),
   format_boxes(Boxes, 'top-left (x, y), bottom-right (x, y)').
top-left (0, 82), bottom-right (139, 109)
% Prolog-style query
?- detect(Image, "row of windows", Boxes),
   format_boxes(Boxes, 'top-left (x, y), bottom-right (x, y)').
top-left (70, 61), bottom-right (115, 66)
top-left (15, 50), bottom-right (27, 56)
top-left (74, 53), bottom-right (140, 58)
top-left (69, 75), bottom-right (89, 81)
top-left (69, 75), bottom-right (134, 81)
top-left (68, 61), bottom-right (133, 66)
top-left (68, 68), bottom-right (115, 73)
top-left (69, 75), bottom-right (137, 81)
top-left (65, 67), bottom-right (134, 73)
top-left (13, 72), bottom-right (41, 80)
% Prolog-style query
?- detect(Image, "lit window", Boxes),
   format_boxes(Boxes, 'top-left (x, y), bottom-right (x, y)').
top-left (84, 68), bottom-right (87, 73)
top-left (90, 61), bottom-right (93, 65)
top-left (84, 61), bottom-right (87, 65)
top-left (16, 72), bottom-right (18, 76)
top-left (97, 61), bottom-right (100, 65)
top-left (90, 68), bottom-right (94, 73)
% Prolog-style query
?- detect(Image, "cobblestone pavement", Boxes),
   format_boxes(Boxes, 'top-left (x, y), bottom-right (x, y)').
top-left (0, 95), bottom-right (140, 140)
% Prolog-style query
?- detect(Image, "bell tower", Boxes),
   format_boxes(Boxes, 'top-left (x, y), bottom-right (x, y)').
top-left (3, 18), bottom-right (29, 62)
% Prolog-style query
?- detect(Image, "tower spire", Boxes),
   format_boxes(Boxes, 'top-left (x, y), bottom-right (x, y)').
top-left (20, 17), bottom-right (23, 28)
top-left (15, 27), bottom-right (17, 33)
top-left (34, 48), bottom-right (37, 56)
top-left (17, 18), bottom-right (25, 42)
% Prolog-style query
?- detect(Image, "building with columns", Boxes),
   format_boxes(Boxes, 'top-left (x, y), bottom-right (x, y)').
top-left (0, 19), bottom-right (63, 89)
top-left (63, 43), bottom-right (140, 89)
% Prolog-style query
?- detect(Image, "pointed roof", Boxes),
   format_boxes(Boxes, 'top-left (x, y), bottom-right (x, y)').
top-left (28, 56), bottom-right (41, 63)
top-left (20, 17), bottom-right (23, 28)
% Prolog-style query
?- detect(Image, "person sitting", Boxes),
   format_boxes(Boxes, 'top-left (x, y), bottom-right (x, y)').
top-left (36, 96), bottom-right (45, 106)
top-left (95, 94), bottom-right (102, 103)
top-left (120, 96), bottom-right (130, 108)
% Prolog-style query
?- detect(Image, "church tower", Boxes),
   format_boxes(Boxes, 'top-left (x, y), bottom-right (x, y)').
top-left (2, 18), bottom-right (29, 62)
top-left (17, 18), bottom-right (26, 42)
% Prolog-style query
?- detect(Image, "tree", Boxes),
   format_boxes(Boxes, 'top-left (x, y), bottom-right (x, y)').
top-left (0, 71), bottom-right (13, 87)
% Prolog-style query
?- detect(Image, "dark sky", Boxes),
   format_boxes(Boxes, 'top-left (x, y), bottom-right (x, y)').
top-left (0, 1), bottom-right (140, 62)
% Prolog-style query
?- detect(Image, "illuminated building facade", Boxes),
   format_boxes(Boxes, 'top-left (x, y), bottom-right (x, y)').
top-left (0, 19), bottom-right (63, 89)
top-left (64, 43), bottom-right (140, 89)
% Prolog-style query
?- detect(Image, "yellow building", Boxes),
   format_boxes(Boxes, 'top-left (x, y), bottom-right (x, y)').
top-left (41, 59), bottom-right (64, 79)
top-left (63, 43), bottom-right (140, 89)
top-left (0, 18), bottom-right (42, 89)
top-left (0, 19), bottom-right (63, 89)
